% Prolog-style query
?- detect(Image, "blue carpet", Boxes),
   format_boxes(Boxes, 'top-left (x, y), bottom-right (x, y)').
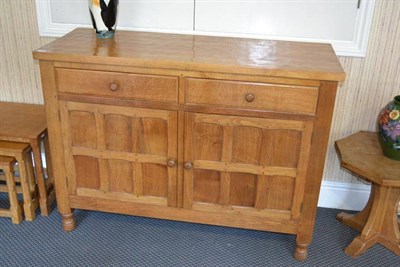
top-left (0, 193), bottom-right (398, 266)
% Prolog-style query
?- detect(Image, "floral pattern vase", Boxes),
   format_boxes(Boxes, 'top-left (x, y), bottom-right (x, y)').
top-left (89, 0), bottom-right (119, 38)
top-left (377, 95), bottom-right (400, 160)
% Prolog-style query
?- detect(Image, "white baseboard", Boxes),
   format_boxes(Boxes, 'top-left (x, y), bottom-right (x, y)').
top-left (317, 181), bottom-right (371, 211)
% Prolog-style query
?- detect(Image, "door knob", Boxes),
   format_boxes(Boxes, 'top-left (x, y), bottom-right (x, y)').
top-left (167, 159), bottom-right (176, 168)
top-left (245, 93), bottom-right (255, 102)
top-left (109, 82), bottom-right (119, 91)
top-left (184, 161), bottom-right (193, 170)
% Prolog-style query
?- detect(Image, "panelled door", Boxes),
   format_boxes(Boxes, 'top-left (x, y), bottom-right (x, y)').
top-left (59, 101), bottom-right (178, 207)
top-left (183, 112), bottom-right (313, 219)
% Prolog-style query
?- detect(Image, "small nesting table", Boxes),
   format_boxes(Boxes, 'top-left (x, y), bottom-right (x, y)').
top-left (0, 156), bottom-right (23, 224)
top-left (0, 102), bottom-right (55, 216)
top-left (335, 131), bottom-right (400, 257)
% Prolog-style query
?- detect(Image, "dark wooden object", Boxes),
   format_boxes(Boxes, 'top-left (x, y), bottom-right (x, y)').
top-left (0, 156), bottom-right (22, 224)
top-left (0, 102), bottom-right (55, 215)
top-left (0, 141), bottom-right (38, 220)
top-left (336, 131), bottom-right (400, 257)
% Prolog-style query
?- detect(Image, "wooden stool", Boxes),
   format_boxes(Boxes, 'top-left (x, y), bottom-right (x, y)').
top-left (0, 156), bottom-right (23, 224)
top-left (0, 141), bottom-right (39, 221)
top-left (335, 131), bottom-right (400, 257)
top-left (0, 102), bottom-right (55, 216)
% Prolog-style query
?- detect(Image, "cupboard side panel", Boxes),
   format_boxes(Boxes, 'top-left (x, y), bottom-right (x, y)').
top-left (39, 61), bottom-right (73, 217)
top-left (74, 156), bottom-right (100, 190)
top-left (229, 172), bottom-right (257, 207)
top-left (193, 169), bottom-right (221, 204)
top-left (105, 114), bottom-right (133, 152)
top-left (108, 159), bottom-right (134, 194)
top-left (142, 163), bottom-right (168, 197)
top-left (296, 81), bottom-right (338, 247)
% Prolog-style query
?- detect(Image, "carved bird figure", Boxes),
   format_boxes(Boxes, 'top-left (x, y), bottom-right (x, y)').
top-left (89, 0), bottom-right (119, 38)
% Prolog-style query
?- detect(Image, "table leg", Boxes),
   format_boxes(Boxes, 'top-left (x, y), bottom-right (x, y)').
top-left (337, 184), bottom-right (400, 257)
top-left (16, 153), bottom-right (37, 221)
top-left (31, 136), bottom-right (50, 215)
top-left (336, 186), bottom-right (374, 232)
top-left (43, 132), bottom-right (56, 206)
top-left (4, 164), bottom-right (23, 224)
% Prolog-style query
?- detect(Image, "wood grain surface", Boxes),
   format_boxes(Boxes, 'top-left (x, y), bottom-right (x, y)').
top-left (33, 28), bottom-right (344, 81)
top-left (336, 131), bottom-right (400, 187)
top-left (0, 102), bottom-right (46, 142)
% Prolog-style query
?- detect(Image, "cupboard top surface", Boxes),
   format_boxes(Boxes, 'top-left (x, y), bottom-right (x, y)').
top-left (33, 28), bottom-right (345, 82)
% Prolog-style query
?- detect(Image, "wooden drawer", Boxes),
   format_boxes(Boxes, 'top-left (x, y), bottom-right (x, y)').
top-left (56, 68), bottom-right (178, 103)
top-left (185, 78), bottom-right (319, 114)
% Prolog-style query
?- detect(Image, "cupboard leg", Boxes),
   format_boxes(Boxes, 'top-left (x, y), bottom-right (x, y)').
top-left (61, 212), bottom-right (76, 232)
top-left (294, 243), bottom-right (308, 261)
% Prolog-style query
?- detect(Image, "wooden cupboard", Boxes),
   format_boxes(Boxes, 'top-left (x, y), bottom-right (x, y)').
top-left (33, 28), bottom-right (345, 261)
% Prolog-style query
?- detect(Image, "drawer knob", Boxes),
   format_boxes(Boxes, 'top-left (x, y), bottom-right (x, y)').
top-left (184, 161), bottom-right (193, 170)
top-left (245, 93), bottom-right (255, 102)
top-left (109, 82), bottom-right (119, 92)
top-left (167, 159), bottom-right (176, 168)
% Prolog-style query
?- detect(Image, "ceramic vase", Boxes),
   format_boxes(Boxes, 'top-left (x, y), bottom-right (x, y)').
top-left (89, 0), bottom-right (119, 38)
top-left (377, 95), bottom-right (400, 160)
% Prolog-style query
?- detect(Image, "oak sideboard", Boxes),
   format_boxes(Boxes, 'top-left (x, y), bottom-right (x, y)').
top-left (34, 28), bottom-right (345, 261)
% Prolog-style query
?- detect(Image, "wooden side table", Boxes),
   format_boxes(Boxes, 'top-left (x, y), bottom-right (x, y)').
top-left (335, 131), bottom-right (400, 257)
top-left (0, 102), bottom-right (55, 216)
top-left (0, 141), bottom-right (39, 221)
top-left (0, 156), bottom-right (23, 224)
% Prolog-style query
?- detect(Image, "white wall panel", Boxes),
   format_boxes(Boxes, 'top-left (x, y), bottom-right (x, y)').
top-left (36, 0), bottom-right (375, 57)
top-left (50, 0), bottom-right (90, 25)
top-left (39, 0), bottom-right (194, 36)
top-left (195, 0), bottom-right (357, 41)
